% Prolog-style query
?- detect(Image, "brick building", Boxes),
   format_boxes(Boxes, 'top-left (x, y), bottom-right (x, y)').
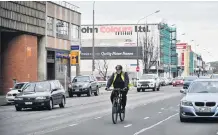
top-left (0, 1), bottom-right (81, 94)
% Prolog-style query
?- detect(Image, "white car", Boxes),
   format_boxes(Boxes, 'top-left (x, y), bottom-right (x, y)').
top-left (6, 82), bottom-right (29, 104)
top-left (137, 74), bottom-right (161, 92)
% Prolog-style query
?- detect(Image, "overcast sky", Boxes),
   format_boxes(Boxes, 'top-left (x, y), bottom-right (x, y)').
top-left (71, 1), bottom-right (218, 62)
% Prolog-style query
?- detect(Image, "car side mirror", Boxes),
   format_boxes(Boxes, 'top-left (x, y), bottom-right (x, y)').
top-left (18, 90), bottom-right (22, 92)
top-left (180, 89), bottom-right (186, 94)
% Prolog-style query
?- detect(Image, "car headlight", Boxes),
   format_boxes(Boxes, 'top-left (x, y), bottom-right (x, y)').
top-left (36, 97), bottom-right (46, 100)
top-left (137, 83), bottom-right (141, 86)
top-left (15, 97), bottom-right (23, 100)
top-left (181, 100), bottom-right (193, 106)
top-left (68, 84), bottom-right (72, 88)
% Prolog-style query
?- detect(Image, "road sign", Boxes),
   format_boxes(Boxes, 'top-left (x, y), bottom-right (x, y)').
top-left (136, 66), bottom-right (140, 72)
top-left (71, 45), bottom-right (80, 50)
top-left (70, 51), bottom-right (80, 65)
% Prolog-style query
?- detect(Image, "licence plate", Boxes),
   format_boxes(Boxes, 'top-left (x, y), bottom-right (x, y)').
top-left (25, 102), bottom-right (32, 105)
top-left (75, 89), bottom-right (79, 92)
top-left (199, 107), bottom-right (211, 112)
top-left (142, 85), bottom-right (148, 88)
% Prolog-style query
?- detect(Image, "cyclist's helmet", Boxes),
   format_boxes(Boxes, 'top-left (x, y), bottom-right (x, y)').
top-left (115, 65), bottom-right (123, 70)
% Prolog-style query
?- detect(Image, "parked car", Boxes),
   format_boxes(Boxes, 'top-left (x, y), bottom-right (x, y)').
top-left (210, 74), bottom-right (218, 79)
top-left (180, 79), bottom-right (218, 122)
top-left (159, 77), bottom-right (166, 86)
top-left (199, 76), bottom-right (210, 79)
top-left (6, 82), bottom-right (29, 104)
top-left (172, 77), bottom-right (184, 87)
top-left (14, 80), bottom-right (66, 111)
top-left (137, 74), bottom-right (161, 92)
top-left (68, 75), bottom-right (100, 97)
top-left (168, 78), bottom-right (173, 85)
top-left (183, 76), bottom-right (198, 89)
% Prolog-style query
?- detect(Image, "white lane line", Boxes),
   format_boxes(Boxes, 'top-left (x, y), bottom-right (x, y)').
top-left (124, 124), bottom-right (132, 128)
top-left (69, 123), bottom-right (78, 127)
top-left (158, 112), bottom-right (162, 114)
top-left (94, 116), bottom-right (102, 119)
top-left (144, 117), bottom-right (149, 120)
top-left (133, 113), bottom-right (178, 135)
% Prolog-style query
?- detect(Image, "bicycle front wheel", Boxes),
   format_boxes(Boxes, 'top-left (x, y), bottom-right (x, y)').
top-left (119, 100), bottom-right (125, 122)
top-left (112, 100), bottom-right (118, 124)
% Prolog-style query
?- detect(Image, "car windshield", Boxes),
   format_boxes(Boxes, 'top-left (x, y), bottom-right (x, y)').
top-left (13, 83), bottom-right (25, 89)
top-left (188, 81), bottom-right (218, 93)
top-left (184, 76), bottom-right (198, 81)
top-left (73, 76), bottom-right (90, 82)
top-left (140, 75), bottom-right (155, 79)
top-left (23, 82), bottom-right (50, 92)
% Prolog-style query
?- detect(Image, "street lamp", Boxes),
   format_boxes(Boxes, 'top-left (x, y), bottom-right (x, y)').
top-left (136, 10), bottom-right (160, 84)
top-left (92, 1), bottom-right (95, 74)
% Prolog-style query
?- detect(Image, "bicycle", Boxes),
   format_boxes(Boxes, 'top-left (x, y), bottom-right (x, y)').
top-left (106, 88), bottom-right (126, 124)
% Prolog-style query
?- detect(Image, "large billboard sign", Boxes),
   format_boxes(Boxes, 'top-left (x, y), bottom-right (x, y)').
top-left (80, 46), bottom-right (143, 59)
top-left (81, 25), bottom-right (149, 34)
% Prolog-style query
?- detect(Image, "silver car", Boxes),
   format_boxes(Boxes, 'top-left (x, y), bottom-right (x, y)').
top-left (180, 79), bottom-right (218, 122)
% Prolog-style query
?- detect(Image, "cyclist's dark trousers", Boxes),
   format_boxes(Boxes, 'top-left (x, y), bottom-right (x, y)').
top-left (110, 90), bottom-right (128, 108)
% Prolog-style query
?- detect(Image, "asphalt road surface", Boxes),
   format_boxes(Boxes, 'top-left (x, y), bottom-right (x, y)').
top-left (0, 86), bottom-right (217, 135)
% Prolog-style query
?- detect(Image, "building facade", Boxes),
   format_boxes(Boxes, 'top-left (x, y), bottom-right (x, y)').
top-left (79, 23), bottom-right (177, 79)
top-left (0, 1), bottom-right (81, 94)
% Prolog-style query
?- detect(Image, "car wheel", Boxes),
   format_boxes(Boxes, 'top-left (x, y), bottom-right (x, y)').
top-left (94, 87), bottom-right (99, 96)
top-left (157, 85), bottom-right (160, 91)
top-left (68, 90), bottom-right (73, 97)
top-left (59, 96), bottom-right (65, 108)
top-left (87, 88), bottom-right (92, 97)
top-left (15, 106), bottom-right (22, 111)
top-left (47, 99), bottom-right (53, 110)
top-left (152, 86), bottom-right (156, 91)
top-left (137, 88), bottom-right (141, 92)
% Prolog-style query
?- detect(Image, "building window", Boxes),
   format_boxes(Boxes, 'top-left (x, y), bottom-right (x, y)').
top-left (56, 20), bottom-right (69, 39)
top-left (71, 24), bottom-right (79, 39)
top-left (47, 16), bottom-right (53, 36)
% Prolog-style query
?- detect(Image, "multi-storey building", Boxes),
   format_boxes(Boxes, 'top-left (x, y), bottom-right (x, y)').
top-left (0, 1), bottom-right (81, 94)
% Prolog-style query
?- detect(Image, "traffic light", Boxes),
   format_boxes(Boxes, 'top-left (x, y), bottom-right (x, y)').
top-left (70, 51), bottom-right (80, 65)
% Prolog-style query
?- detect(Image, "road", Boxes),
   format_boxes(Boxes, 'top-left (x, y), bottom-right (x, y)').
top-left (0, 86), bottom-right (217, 135)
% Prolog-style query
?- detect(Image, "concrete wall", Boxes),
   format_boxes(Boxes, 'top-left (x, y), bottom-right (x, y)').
top-left (1, 33), bottom-right (38, 94)
top-left (38, 36), bottom-right (46, 81)
top-left (0, 1), bottom-right (46, 35)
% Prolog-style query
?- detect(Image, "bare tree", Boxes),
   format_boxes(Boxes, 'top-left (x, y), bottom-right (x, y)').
top-left (95, 58), bottom-right (109, 81)
top-left (140, 36), bottom-right (159, 73)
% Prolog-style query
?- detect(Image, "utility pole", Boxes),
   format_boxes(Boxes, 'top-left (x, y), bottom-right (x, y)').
top-left (92, 1), bottom-right (95, 74)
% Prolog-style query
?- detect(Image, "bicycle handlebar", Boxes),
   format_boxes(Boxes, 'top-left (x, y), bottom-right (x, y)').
top-left (105, 88), bottom-right (126, 91)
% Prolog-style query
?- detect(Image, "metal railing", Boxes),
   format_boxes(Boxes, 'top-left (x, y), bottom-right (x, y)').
top-left (51, 1), bottom-right (80, 12)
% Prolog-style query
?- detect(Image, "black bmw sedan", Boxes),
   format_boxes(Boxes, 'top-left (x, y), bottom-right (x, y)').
top-left (14, 80), bottom-right (66, 111)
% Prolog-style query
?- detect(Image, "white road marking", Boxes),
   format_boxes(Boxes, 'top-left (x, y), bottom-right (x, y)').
top-left (144, 117), bottom-right (149, 120)
top-left (133, 113), bottom-right (178, 135)
top-left (124, 124), bottom-right (132, 128)
top-left (216, 132), bottom-right (218, 135)
top-left (94, 116), bottom-right (102, 119)
top-left (69, 123), bottom-right (78, 127)
top-left (158, 112), bottom-right (162, 114)
top-left (161, 108), bottom-right (164, 110)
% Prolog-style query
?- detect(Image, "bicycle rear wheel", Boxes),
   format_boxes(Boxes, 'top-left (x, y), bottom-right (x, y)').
top-left (119, 102), bottom-right (125, 122)
top-left (112, 100), bottom-right (118, 124)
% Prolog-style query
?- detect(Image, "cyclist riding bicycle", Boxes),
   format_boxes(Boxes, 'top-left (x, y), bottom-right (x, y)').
top-left (105, 65), bottom-right (130, 111)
